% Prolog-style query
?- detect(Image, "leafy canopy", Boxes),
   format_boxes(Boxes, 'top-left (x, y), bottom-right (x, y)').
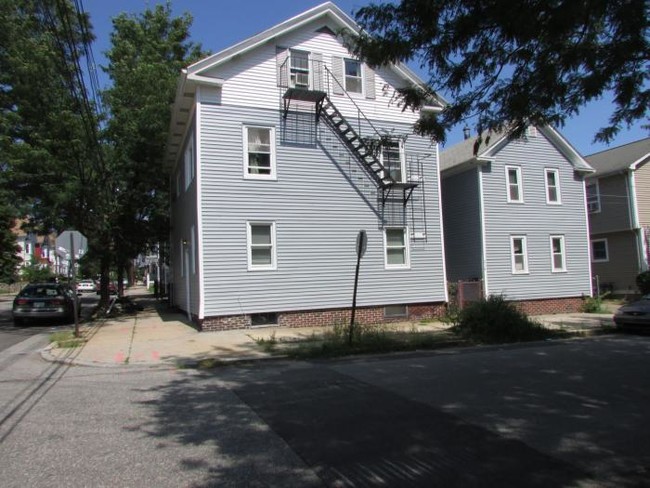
top-left (349, 0), bottom-right (649, 143)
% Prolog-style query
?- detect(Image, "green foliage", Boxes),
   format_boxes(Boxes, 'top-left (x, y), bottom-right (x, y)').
top-left (452, 295), bottom-right (551, 343)
top-left (20, 256), bottom-right (54, 283)
top-left (636, 271), bottom-right (650, 295)
top-left (348, 0), bottom-right (649, 144)
top-left (581, 292), bottom-right (610, 313)
top-left (50, 331), bottom-right (83, 348)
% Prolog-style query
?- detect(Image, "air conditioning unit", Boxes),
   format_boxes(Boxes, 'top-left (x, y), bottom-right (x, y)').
top-left (291, 72), bottom-right (310, 88)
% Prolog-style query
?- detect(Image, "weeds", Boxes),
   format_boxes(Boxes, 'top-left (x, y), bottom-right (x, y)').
top-left (252, 330), bottom-right (278, 353)
top-left (581, 292), bottom-right (610, 313)
top-left (50, 331), bottom-right (84, 348)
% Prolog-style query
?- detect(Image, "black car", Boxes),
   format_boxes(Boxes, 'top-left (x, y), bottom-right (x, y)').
top-left (613, 295), bottom-right (650, 330)
top-left (12, 283), bottom-right (80, 326)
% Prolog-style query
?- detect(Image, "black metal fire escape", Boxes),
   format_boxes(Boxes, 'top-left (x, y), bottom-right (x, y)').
top-left (280, 64), bottom-right (418, 206)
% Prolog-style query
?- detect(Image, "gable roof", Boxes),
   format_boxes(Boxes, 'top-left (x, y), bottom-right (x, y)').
top-left (440, 126), bottom-right (594, 175)
top-left (585, 137), bottom-right (650, 177)
top-left (165, 2), bottom-right (445, 169)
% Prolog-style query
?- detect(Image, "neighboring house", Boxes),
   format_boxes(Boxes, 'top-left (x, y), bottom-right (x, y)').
top-left (11, 219), bottom-right (57, 273)
top-left (585, 138), bottom-right (650, 295)
top-left (167, 2), bottom-right (448, 330)
top-left (440, 126), bottom-right (595, 314)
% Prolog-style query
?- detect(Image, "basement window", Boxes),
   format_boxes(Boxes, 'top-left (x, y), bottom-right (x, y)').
top-left (251, 313), bottom-right (278, 327)
top-left (385, 305), bottom-right (407, 318)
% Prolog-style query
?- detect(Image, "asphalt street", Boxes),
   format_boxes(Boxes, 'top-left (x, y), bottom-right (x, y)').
top-left (0, 331), bottom-right (649, 487)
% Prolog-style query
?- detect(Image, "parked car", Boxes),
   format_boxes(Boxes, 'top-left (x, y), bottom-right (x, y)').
top-left (76, 279), bottom-right (96, 293)
top-left (13, 283), bottom-right (80, 326)
top-left (613, 295), bottom-right (650, 329)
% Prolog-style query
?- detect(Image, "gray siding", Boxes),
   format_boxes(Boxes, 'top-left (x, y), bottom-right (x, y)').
top-left (591, 230), bottom-right (641, 292)
top-left (635, 162), bottom-right (650, 227)
top-left (170, 120), bottom-right (201, 315)
top-left (441, 168), bottom-right (482, 282)
top-left (481, 133), bottom-right (592, 300)
top-left (198, 103), bottom-right (446, 317)
top-left (588, 173), bottom-right (633, 234)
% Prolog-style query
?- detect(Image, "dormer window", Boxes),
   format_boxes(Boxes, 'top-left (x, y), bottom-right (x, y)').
top-left (344, 59), bottom-right (362, 93)
top-left (290, 50), bottom-right (310, 88)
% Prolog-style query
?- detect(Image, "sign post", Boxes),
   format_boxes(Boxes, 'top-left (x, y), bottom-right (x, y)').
top-left (56, 230), bottom-right (88, 338)
top-left (349, 230), bottom-right (367, 345)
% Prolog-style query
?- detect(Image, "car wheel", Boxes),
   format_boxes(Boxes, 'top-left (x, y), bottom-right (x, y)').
top-left (13, 317), bottom-right (25, 327)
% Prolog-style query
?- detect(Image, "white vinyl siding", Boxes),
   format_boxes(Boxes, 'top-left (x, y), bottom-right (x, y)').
top-left (550, 235), bottom-right (566, 272)
top-left (586, 180), bottom-right (601, 213)
top-left (505, 165), bottom-right (523, 203)
top-left (247, 222), bottom-right (276, 271)
top-left (344, 58), bottom-right (362, 94)
top-left (591, 238), bottom-right (609, 262)
top-left (510, 236), bottom-right (528, 274)
top-left (384, 227), bottom-right (410, 269)
top-left (243, 125), bottom-right (276, 179)
top-left (545, 168), bottom-right (561, 204)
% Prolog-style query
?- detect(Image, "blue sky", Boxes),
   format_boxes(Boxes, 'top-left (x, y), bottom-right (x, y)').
top-left (84, 0), bottom-right (647, 155)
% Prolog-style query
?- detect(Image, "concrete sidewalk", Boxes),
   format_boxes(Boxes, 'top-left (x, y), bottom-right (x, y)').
top-left (41, 289), bottom-right (616, 368)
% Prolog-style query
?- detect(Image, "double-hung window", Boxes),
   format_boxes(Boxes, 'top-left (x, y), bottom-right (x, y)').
top-left (510, 236), bottom-right (528, 274)
top-left (586, 181), bottom-right (600, 213)
top-left (247, 222), bottom-right (276, 270)
top-left (591, 239), bottom-right (609, 262)
top-left (545, 168), bottom-right (561, 204)
top-left (550, 235), bottom-right (566, 272)
top-left (344, 59), bottom-right (362, 94)
top-left (244, 126), bottom-right (275, 179)
top-left (381, 139), bottom-right (405, 183)
top-left (289, 50), bottom-right (310, 88)
top-left (384, 227), bottom-right (409, 268)
top-left (505, 166), bottom-right (523, 203)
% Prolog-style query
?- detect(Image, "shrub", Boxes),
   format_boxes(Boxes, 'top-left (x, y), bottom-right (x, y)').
top-left (453, 295), bottom-right (550, 343)
top-left (581, 291), bottom-right (610, 313)
top-left (636, 271), bottom-right (650, 295)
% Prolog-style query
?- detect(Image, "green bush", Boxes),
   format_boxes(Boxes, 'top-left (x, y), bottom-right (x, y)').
top-left (581, 291), bottom-right (610, 313)
top-left (453, 295), bottom-right (550, 343)
top-left (636, 271), bottom-right (650, 295)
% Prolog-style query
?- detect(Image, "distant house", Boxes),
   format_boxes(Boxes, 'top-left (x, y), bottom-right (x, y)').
top-left (166, 2), bottom-right (448, 330)
top-left (11, 219), bottom-right (57, 274)
top-left (585, 138), bottom-right (650, 295)
top-left (440, 126), bottom-right (595, 313)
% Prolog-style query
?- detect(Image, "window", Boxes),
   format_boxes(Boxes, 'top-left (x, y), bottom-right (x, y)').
top-left (184, 130), bottom-right (195, 190)
top-left (251, 313), bottom-right (278, 327)
top-left (289, 50), bottom-right (310, 88)
top-left (510, 236), bottom-right (528, 274)
top-left (505, 166), bottom-right (523, 203)
top-left (586, 181), bottom-right (600, 213)
top-left (591, 239), bottom-right (609, 262)
top-left (384, 227), bottom-right (409, 268)
top-left (545, 168), bottom-right (561, 204)
top-left (550, 235), bottom-right (566, 272)
top-left (244, 126), bottom-right (275, 179)
top-left (381, 139), bottom-right (405, 183)
top-left (385, 305), bottom-right (407, 318)
top-left (247, 222), bottom-right (276, 270)
top-left (344, 59), bottom-right (362, 93)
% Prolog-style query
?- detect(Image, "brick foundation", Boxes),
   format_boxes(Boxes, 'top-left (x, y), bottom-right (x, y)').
top-left (510, 296), bottom-right (584, 315)
top-left (199, 302), bottom-right (447, 332)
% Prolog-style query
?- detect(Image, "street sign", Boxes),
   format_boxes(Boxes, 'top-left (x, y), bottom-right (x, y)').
top-left (356, 230), bottom-right (367, 258)
top-left (56, 230), bottom-right (88, 258)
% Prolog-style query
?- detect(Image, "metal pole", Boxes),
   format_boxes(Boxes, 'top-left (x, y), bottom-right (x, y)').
top-left (70, 233), bottom-right (79, 338)
top-left (349, 238), bottom-right (363, 345)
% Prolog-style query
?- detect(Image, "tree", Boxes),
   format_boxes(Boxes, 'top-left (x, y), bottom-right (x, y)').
top-left (101, 3), bottom-right (207, 297)
top-left (348, 0), bottom-right (649, 144)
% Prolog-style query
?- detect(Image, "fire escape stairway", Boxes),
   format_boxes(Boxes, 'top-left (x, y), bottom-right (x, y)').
top-left (283, 88), bottom-right (418, 205)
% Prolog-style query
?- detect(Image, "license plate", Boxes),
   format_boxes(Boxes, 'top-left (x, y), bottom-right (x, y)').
top-left (33, 302), bottom-right (45, 308)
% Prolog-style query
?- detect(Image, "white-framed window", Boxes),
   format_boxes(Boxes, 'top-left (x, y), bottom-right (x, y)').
top-left (381, 139), bottom-right (406, 183)
top-left (510, 235), bottom-right (528, 274)
top-left (505, 165), bottom-right (523, 203)
top-left (183, 129), bottom-right (195, 190)
top-left (591, 238), bottom-right (609, 262)
top-left (384, 227), bottom-right (410, 268)
top-left (586, 180), bottom-right (600, 213)
top-left (247, 222), bottom-right (276, 270)
top-left (289, 50), bottom-right (310, 88)
top-left (344, 59), bottom-right (363, 94)
top-left (550, 235), bottom-right (566, 272)
top-left (545, 168), bottom-right (561, 204)
top-left (243, 125), bottom-right (276, 179)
